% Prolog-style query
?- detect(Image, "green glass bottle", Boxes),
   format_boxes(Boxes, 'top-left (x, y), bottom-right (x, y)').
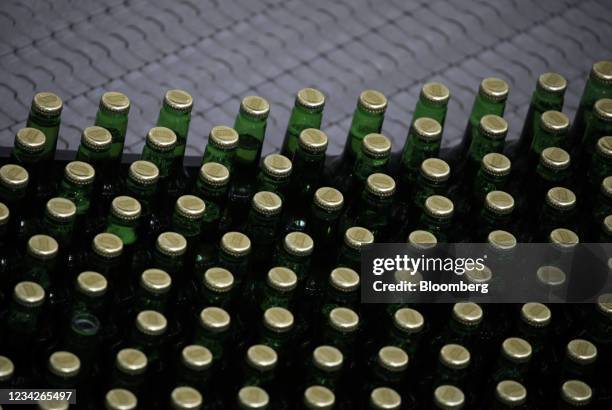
top-left (352, 133), bottom-right (392, 189)
top-left (194, 306), bottom-right (231, 363)
top-left (202, 125), bottom-right (239, 171)
top-left (45, 351), bottom-right (81, 389)
top-left (468, 114), bottom-right (508, 164)
top-left (10, 128), bottom-right (49, 204)
top-left (337, 226), bottom-right (374, 271)
top-left (156, 89), bottom-right (193, 161)
top-left (471, 153), bottom-right (511, 203)
top-left (530, 110), bottom-right (570, 157)
top-left (537, 187), bottom-right (577, 239)
top-left (411, 82), bottom-right (450, 127)
top-left (411, 158), bottom-right (451, 211)
top-left (600, 214), bottom-right (612, 242)
top-left (345, 173), bottom-right (396, 240)
top-left (106, 196), bottom-right (141, 249)
top-left (255, 154), bottom-right (293, 200)
top-left (26, 92), bottom-right (63, 160)
top-left (43, 197), bottom-right (76, 249)
top-left (561, 339), bottom-right (597, 382)
top-left (517, 72), bottom-right (567, 155)
top-left (321, 307), bottom-right (360, 355)
top-left (433, 302), bottom-right (483, 354)
top-left (130, 310), bottom-right (167, 372)
top-left (76, 125), bottom-right (112, 168)
top-left (320, 267), bottom-right (360, 320)
top-left (536, 147), bottom-right (571, 192)
top-left (258, 306), bottom-right (295, 355)
top-left (400, 117), bottom-right (443, 187)
top-left (281, 87), bottom-right (326, 158)
top-left (140, 127), bottom-right (177, 182)
top-left (272, 232), bottom-right (314, 282)
top-left (581, 98), bottom-right (612, 159)
top-left (193, 162), bottom-right (230, 237)
top-left (72, 271), bottom-right (108, 319)
top-left (94, 91), bottom-right (131, 163)
top-left (516, 303), bottom-right (551, 356)
top-left (89, 233), bottom-right (124, 281)
top-left (493, 380), bottom-right (527, 410)
top-left (22, 234), bottom-right (58, 298)
top-left (105, 388), bottom-right (138, 410)
top-left (133, 268), bottom-right (172, 314)
top-left (176, 344), bottom-right (213, 396)
top-left (369, 345), bottom-right (409, 390)
top-left (237, 385), bottom-right (270, 410)
top-left (587, 136), bottom-right (612, 192)
top-left (245, 191), bottom-right (283, 268)
top-left (432, 384), bottom-right (465, 410)
top-left (257, 267), bottom-right (298, 313)
top-left (307, 345), bottom-right (344, 391)
top-left (475, 191), bottom-right (515, 240)
top-left (570, 61), bottom-right (612, 144)
top-left (153, 232), bottom-right (187, 278)
top-left (171, 195), bottom-right (205, 249)
top-left (199, 267), bottom-right (234, 310)
top-left (0, 164), bottom-right (31, 243)
top-left (124, 160), bottom-right (160, 239)
top-left (432, 344), bottom-right (470, 389)
top-left (170, 386), bottom-right (202, 410)
top-left (0, 355), bottom-right (15, 389)
top-left (418, 195), bottom-right (454, 242)
top-left (234, 95), bottom-right (271, 170)
top-left (302, 385), bottom-right (335, 410)
top-left (111, 348), bottom-right (148, 394)
top-left (558, 380), bottom-right (592, 409)
top-left (307, 187), bottom-right (344, 256)
top-left (386, 307), bottom-right (425, 357)
top-left (57, 161), bottom-right (95, 218)
top-left (2, 281), bottom-right (45, 353)
top-left (218, 231), bottom-right (251, 281)
top-left (370, 387), bottom-right (402, 410)
top-left (242, 344), bottom-right (278, 388)
top-left (592, 176), bottom-right (612, 228)
top-left (489, 337), bottom-right (532, 384)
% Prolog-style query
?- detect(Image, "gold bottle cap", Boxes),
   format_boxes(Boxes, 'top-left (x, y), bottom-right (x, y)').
top-left (329, 307), bottom-right (359, 332)
top-left (262, 154), bottom-right (292, 179)
top-left (32, 92), bottom-right (63, 116)
top-left (171, 386), bottom-right (202, 410)
top-left (329, 267), bottom-right (360, 292)
top-left (314, 187), bottom-right (343, 212)
top-left (93, 233), bottom-right (123, 258)
top-left (38, 400), bottom-right (69, 410)
top-left (465, 265), bottom-right (492, 285)
top-left (540, 111), bottom-right (570, 134)
top-left (175, 195), bottom-right (205, 220)
top-left (452, 302), bottom-right (483, 326)
top-left (28, 234), bottom-right (58, 260)
top-left (252, 191), bottom-right (282, 215)
top-left (604, 216), bottom-right (612, 236)
top-left (240, 95), bottom-right (270, 118)
top-left (0, 164), bottom-right (29, 189)
top-left (48, 351), bottom-right (80, 378)
top-left (64, 161), bottom-right (95, 185)
top-left (433, 385), bottom-right (464, 409)
top-left (181, 345), bottom-right (213, 371)
top-left (283, 231), bottom-right (314, 256)
top-left (136, 310), bottom-right (167, 336)
top-left (420, 158), bottom-right (450, 182)
top-left (366, 173), bottom-right (396, 197)
top-left (413, 117), bottom-right (442, 141)
top-left (81, 126), bottom-right (112, 151)
top-left (299, 128), bottom-right (328, 153)
top-left (407, 230), bottom-right (437, 250)
top-left (105, 388), bottom-right (137, 410)
top-left (220, 231), bottom-right (251, 257)
top-left (545, 187), bottom-right (576, 210)
top-left (238, 386), bottom-right (269, 409)
top-left (440, 344), bottom-right (470, 370)
top-left (111, 196), bottom-right (141, 221)
top-left (263, 306), bottom-right (294, 333)
top-left (479, 115), bottom-right (508, 139)
top-left (421, 82), bottom-right (450, 105)
top-left (146, 127), bottom-right (177, 151)
top-left (502, 337), bottom-right (532, 363)
top-left (46, 197), bottom-right (76, 222)
top-left (596, 136), bottom-right (612, 158)
top-left (246, 344), bottom-right (277, 371)
top-left (487, 230), bottom-right (516, 251)
top-left (203, 267), bottom-right (234, 293)
top-left (602, 176), bottom-right (612, 198)
top-left (482, 153), bottom-right (511, 177)
top-left (116, 348), bottom-right (147, 375)
top-left (536, 265), bottom-right (566, 288)
top-left (267, 267), bottom-right (298, 292)
top-left (591, 61), bottom-right (612, 84)
top-left (199, 306), bottom-right (230, 332)
top-left (378, 345), bottom-right (409, 372)
top-left (358, 89), bottom-right (387, 114)
top-left (313, 345), bottom-right (343, 372)
top-left (393, 307), bottom-right (425, 333)
top-left (15, 128), bottom-right (45, 153)
top-left (540, 147), bottom-right (570, 170)
top-left (303, 385), bottom-right (335, 409)
top-left (209, 125), bottom-right (239, 149)
top-left (76, 271), bottom-right (108, 296)
top-left (362, 133), bottom-right (391, 158)
top-left (0, 202), bottom-right (8, 226)
top-left (495, 380), bottom-right (527, 406)
top-left (561, 380), bottom-right (592, 406)
top-left (164, 89), bottom-right (193, 112)
top-left (297, 87), bottom-right (326, 111)
top-left (100, 91), bottom-right (130, 114)
top-left (370, 387), bottom-right (402, 410)
top-left (424, 195), bottom-right (454, 219)
top-left (141, 269), bottom-right (172, 294)
top-left (566, 339), bottom-right (597, 365)
top-left (549, 228), bottom-right (579, 248)
top-left (344, 226), bottom-right (374, 249)
top-left (594, 98), bottom-right (612, 121)
top-left (156, 232), bottom-right (187, 256)
top-left (14, 281), bottom-right (45, 307)
top-left (537, 72), bottom-right (567, 94)
top-left (520, 303), bottom-right (551, 327)
top-left (128, 160), bottom-right (159, 185)
top-left (484, 190), bottom-right (514, 215)
top-left (199, 162), bottom-right (230, 187)
top-left (0, 356), bottom-right (14, 381)
top-left (479, 77), bottom-right (509, 101)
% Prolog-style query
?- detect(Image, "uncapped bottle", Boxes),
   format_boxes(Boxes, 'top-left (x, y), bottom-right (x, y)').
top-left (94, 91), bottom-right (131, 164)
top-left (202, 125), bottom-right (239, 171)
top-left (26, 92), bottom-right (62, 160)
top-left (282, 87), bottom-right (326, 158)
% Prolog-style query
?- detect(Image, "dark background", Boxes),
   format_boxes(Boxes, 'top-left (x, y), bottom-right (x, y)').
top-left (0, 0), bottom-right (610, 157)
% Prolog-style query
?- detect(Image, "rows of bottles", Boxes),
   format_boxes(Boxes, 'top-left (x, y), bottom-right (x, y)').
top-left (0, 60), bottom-right (611, 408)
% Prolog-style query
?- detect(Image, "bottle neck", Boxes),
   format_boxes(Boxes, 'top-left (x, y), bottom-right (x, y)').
top-left (412, 98), bottom-right (447, 127)
top-left (353, 153), bottom-right (389, 184)
top-left (106, 215), bottom-right (139, 246)
top-left (401, 133), bottom-right (441, 183)
top-left (469, 129), bottom-right (505, 164)
top-left (58, 180), bottom-right (93, 216)
top-left (141, 146), bottom-right (175, 180)
top-left (95, 110), bottom-right (129, 163)
top-left (156, 106), bottom-right (191, 161)
top-left (202, 145), bottom-right (235, 171)
top-left (531, 127), bottom-right (568, 157)
top-left (234, 112), bottom-right (267, 170)
top-left (469, 95), bottom-right (505, 128)
top-left (26, 110), bottom-right (61, 160)
top-left (282, 105), bottom-right (323, 157)
top-left (343, 107), bottom-right (384, 164)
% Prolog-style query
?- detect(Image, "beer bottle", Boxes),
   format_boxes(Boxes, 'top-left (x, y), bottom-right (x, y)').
top-left (468, 114), bottom-right (508, 166)
top-left (258, 306), bottom-right (295, 355)
top-left (199, 267), bottom-right (234, 310)
top-left (320, 307), bottom-right (360, 355)
top-left (245, 191), bottom-right (283, 269)
top-left (152, 232), bottom-right (187, 279)
top-left (140, 127), bottom-right (177, 185)
top-left (281, 87), bottom-right (326, 158)
top-left (411, 82), bottom-right (450, 127)
top-left (170, 386), bottom-right (202, 410)
top-left (76, 126), bottom-right (116, 205)
top-left (0, 164), bottom-right (32, 243)
top-left (516, 303), bottom-right (551, 357)
top-left (255, 154), bottom-right (293, 200)
top-left (561, 339), bottom-right (597, 383)
top-left (26, 92), bottom-right (62, 160)
top-left (0, 355), bottom-right (14, 389)
top-left (306, 345), bottom-right (344, 391)
top-left (537, 187), bottom-right (577, 240)
top-left (530, 111), bottom-right (570, 160)
top-left (43, 197), bottom-right (76, 251)
top-left (558, 380), bottom-right (592, 408)
top-left (474, 191), bottom-right (515, 240)
top-left (386, 307), bottom-right (425, 357)
top-left (89, 233), bottom-right (123, 282)
top-left (111, 348), bottom-right (148, 395)
top-left (130, 310), bottom-right (167, 373)
top-left (584, 294), bottom-right (612, 353)
top-left (242, 344), bottom-right (278, 388)
top-left (600, 214), bottom-right (612, 242)
top-left (592, 176), bottom-right (612, 234)
top-left (489, 337), bottom-right (532, 385)
top-left (106, 196), bottom-right (141, 252)
top-left (105, 388), bottom-right (137, 410)
top-left (350, 133), bottom-right (392, 194)
top-left (176, 344), bottom-right (213, 396)
top-left (193, 162), bottom-right (229, 239)
top-left (237, 385), bottom-right (270, 409)
top-left (272, 232), bottom-right (313, 282)
top-left (368, 345), bottom-right (409, 391)
top-left (493, 380), bottom-right (527, 409)
top-left (170, 194), bottom-right (205, 253)
top-left (302, 385), bottom-right (335, 410)
top-left (307, 187), bottom-right (344, 255)
top-left (57, 161), bottom-right (95, 231)
top-left (201, 126), bottom-right (239, 171)
top-left (581, 98), bottom-right (612, 161)
top-left (45, 351), bottom-right (81, 389)
top-left (432, 344), bottom-right (471, 390)
top-left (218, 232), bottom-right (251, 281)
top-left (587, 136), bottom-right (612, 193)
top-left (370, 387), bottom-right (402, 410)
top-left (418, 195), bottom-right (454, 242)
top-left (570, 61), bottom-right (612, 145)
top-left (73, 271), bottom-right (108, 322)
top-left (399, 118), bottom-right (442, 188)
top-left (94, 91), bottom-right (131, 164)
top-left (234, 95), bottom-right (270, 171)
top-left (412, 158), bottom-right (451, 211)
top-left (533, 148), bottom-right (571, 204)
top-left (1, 281), bottom-right (45, 355)
top-left (0, 203), bottom-right (16, 297)
top-left (133, 269), bottom-right (172, 314)
top-left (319, 267), bottom-right (360, 320)
top-left (337, 226), bottom-right (374, 271)
top-left (124, 160), bottom-right (160, 237)
top-left (194, 306), bottom-right (231, 363)
top-left (256, 267), bottom-right (297, 313)
top-left (472, 153), bottom-right (511, 205)
top-left (433, 303), bottom-right (483, 353)
top-left (156, 89), bottom-right (193, 160)
top-left (37, 400), bottom-right (68, 410)
top-left (432, 384), bottom-right (464, 409)
top-left (517, 72), bottom-right (567, 156)
top-left (11, 128), bottom-right (49, 204)
top-left (22, 235), bottom-right (59, 301)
